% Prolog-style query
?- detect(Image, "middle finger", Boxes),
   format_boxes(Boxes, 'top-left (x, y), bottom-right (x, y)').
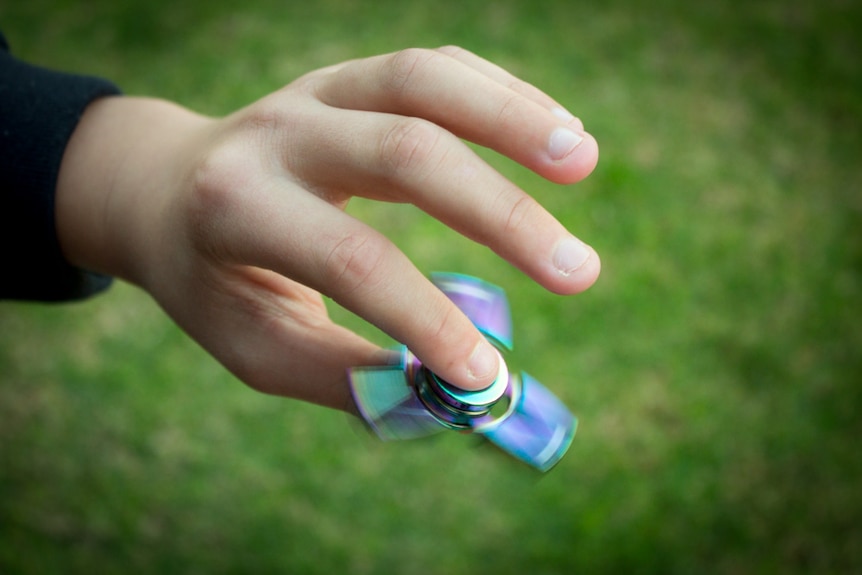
top-left (285, 104), bottom-right (600, 296)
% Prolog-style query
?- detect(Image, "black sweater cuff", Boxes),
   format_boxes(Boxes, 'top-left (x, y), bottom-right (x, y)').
top-left (1, 33), bottom-right (121, 302)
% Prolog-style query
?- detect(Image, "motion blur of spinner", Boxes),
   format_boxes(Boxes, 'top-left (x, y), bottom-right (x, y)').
top-left (349, 273), bottom-right (577, 472)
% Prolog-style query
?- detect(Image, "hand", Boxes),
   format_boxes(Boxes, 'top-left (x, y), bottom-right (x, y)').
top-left (56, 46), bottom-right (600, 412)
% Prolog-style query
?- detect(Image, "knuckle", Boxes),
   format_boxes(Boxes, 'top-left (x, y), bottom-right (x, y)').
top-left (235, 99), bottom-right (303, 164)
top-left (323, 231), bottom-right (390, 297)
top-left (502, 193), bottom-right (541, 238)
top-left (185, 139), bottom-right (266, 260)
top-left (505, 77), bottom-right (532, 96)
top-left (494, 91), bottom-right (528, 127)
top-left (183, 100), bottom-right (300, 258)
top-left (238, 94), bottom-right (296, 133)
top-left (424, 302), bottom-right (463, 349)
top-left (379, 117), bottom-right (444, 180)
top-left (420, 300), bottom-right (477, 372)
top-left (435, 44), bottom-right (467, 58)
top-left (381, 48), bottom-right (440, 98)
top-left (186, 145), bottom-right (243, 243)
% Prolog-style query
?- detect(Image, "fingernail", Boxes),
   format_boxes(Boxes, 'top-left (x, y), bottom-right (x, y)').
top-left (553, 236), bottom-right (591, 276)
top-left (467, 339), bottom-right (499, 385)
top-left (548, 127), bottom-right (583, 161)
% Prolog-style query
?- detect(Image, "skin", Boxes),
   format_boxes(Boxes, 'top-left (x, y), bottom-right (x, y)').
top-left (54, 46), bottom-right (600, 413)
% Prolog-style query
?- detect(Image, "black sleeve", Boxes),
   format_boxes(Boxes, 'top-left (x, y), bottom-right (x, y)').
top-left (0, 32), bottom-right (121, 302)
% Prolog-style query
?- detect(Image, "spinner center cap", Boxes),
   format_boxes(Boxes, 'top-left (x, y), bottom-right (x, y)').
top-left (431, 349), bottom-right (509, 409)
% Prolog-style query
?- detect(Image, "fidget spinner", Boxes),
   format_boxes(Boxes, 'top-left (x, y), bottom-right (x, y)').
top-left (349, 273), bottom-right (577, 472)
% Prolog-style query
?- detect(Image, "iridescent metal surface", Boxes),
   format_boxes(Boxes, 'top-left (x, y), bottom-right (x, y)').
top-left (477, 372), bottom-right (577, 472)
top-left (347, 273), bottom-right (578, 472)
top-left (349, 352), bottom-right (442, 440)
top-left (430, 272), bottom-right (513, 351)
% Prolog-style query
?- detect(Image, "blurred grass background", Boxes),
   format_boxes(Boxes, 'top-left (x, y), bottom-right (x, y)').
top-left (1, 0), bottom-right (860, 573)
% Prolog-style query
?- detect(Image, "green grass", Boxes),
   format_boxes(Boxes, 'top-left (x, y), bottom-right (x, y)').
top-left (1, 0), bottom-right (861, 573)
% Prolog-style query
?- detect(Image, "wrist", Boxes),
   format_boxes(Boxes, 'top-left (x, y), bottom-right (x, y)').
top-left (56, 96), bottom-right (212, 287)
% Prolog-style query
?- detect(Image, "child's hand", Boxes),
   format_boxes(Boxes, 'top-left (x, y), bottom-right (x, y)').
top-left (56, 47), bottom-right (600, 411)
